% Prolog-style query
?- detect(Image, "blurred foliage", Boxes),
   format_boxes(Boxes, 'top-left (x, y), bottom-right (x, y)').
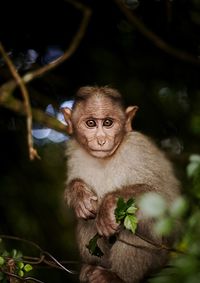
top-left (148, 156), bottom-right (200, 283)
top-left (137, 154), bottom-right (200, 283)
top-left (0, 0), bottom-right (200, 282)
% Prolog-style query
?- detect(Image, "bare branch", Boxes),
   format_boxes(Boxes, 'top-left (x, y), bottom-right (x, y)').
top-left (0, 43), bottom-right (40, 160)
top-left (114, 0), bottom-right (200, 66)
top-left (23, 0), bottom-right (92, 83)
top-left (0, 0), bottom-right (91, 150)
top-left (117, 232), bottom-right (184, 254)
top-left (0, 82), bottom-right (68, 133)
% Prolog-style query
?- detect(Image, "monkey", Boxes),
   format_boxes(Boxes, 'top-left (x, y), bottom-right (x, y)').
top-left (62, 86), bottom-right (181, 283)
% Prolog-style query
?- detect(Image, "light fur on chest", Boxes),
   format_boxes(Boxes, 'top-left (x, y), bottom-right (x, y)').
top-left (65, 132), bottom-right (178, 199)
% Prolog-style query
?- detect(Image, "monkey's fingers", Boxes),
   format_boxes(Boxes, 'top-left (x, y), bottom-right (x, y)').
top-left (96, 220), bottom-right (111, 237)
top-left (80, 201), bottom-right (96, 218)
top-left (83, 198), bottom-right (97, 215)
top-left (97, 217), bottom-right (119, 237)
top-left (75, 203), bottom-right (95, 219)
top-left (75, 206), bottom-right (87, 219)
top-left (90, 195), bottom-right (98, 201)
top-left (77, 209), bottom-right (95, 219)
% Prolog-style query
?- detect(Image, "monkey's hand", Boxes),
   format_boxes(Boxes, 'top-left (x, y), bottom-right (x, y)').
top-left (96, 194), bottom-right (120, 237)
top-left (65, 180), bottom-right (98, 219)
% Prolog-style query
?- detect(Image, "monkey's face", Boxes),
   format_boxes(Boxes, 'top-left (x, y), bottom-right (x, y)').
top-left (75, 117), bottom-right (125, 158)
top-left (72, 98), bottom-right (126, 158)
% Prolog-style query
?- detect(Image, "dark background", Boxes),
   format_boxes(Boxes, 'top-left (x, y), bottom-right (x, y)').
top-left (0, 0), bottom-right (200, 282)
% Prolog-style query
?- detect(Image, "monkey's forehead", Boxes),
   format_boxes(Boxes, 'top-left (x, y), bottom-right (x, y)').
top-left (72, 102), bottom-right (125, 121)
top-left (74, 108), bottom-right (124, 119)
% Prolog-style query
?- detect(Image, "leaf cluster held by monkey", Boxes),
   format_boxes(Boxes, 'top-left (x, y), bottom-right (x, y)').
top-left (62, 86), bottom-right (181, 283)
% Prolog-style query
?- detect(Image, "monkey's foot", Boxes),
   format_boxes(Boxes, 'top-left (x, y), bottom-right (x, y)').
top-left (80, 264), bottom-right (124, 283)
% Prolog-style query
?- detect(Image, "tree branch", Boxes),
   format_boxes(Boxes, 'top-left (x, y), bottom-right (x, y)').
top-left (0, 0), bottom-right (92, 160)
top-left (23, 0), bottom-right (91, 83)
top-left (114, 0), bottom-right (200, 66)
top-left (0, 43), bottom-right (40, 160)
top-left (0, 235), bottom-right (77, 274)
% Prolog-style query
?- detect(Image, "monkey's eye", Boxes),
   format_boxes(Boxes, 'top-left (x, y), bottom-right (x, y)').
top-left (86, 119), bottom-right (96, 127)
top-left (103, 119), bottom-right (113, 127)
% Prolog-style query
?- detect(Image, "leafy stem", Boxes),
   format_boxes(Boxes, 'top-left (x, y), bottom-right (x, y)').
top-left (115, 197), bottom-right (138, 234)
top-left (86, 197), bottom-right (138, 257)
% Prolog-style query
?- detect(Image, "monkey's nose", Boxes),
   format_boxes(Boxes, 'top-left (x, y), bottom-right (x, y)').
top-left (97, 139), bottom-right (106, 146)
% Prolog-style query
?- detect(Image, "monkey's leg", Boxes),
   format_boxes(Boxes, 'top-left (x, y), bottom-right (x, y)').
top-left (77, 220), bottom-right (115, 282)
top-left (110, 231), bottom-right (169, 283)
top-left (80, 264), bottom-right (124, 283)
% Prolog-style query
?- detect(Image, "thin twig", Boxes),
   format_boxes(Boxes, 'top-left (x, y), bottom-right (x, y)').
top-left (0, 235), bottom-right (78, 278)
top-left (114, 0), bottom-right (200, 66)
top-left (1, 270), bottom-right (45, 283)
top-left (0, 43), bottom-right (40, 160)
top-left (42, 251), bottom-right (78, 275)
top-left (117, 232), bottom-right (184, 254)
top-left (23, 0), bottom-right (92, 83)
top-left (0, 235), bottom-right (43, 252)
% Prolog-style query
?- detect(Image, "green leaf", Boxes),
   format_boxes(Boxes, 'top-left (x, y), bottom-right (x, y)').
top-left (116, 197), bottom-right (127, 210)
top-left (0, 256), bottom-right (5, 266)
top-left (11, 249), bottom-right (22, 259)
top-left (18, 270), bottom-right (24, 277)
top-left (115, 197), bottom-right (138, 232)
top-left (126, 198), bottom-right (134, 207)
top-left (24, 264), bottom-right (33, 272)
top-left (86, 233), bottom-right (104, 257)
top-left (11, 249), bottom-right (17, 258)
top-left (115, 197), bottom-right (127, 222)
top-left (124, 215), bottom-right (138, 234)
top-left (17, 261), bottom-right (24, 269)
top-left (2, 251), bottom-right (9, 257)
top-left (126, 204), bottom-right (137, 214)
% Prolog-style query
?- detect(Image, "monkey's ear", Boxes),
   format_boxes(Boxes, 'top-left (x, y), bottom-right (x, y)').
top-left (61, 108), bottom-right (73, 135)
top-left (125, 106), bottom-right (139, 132)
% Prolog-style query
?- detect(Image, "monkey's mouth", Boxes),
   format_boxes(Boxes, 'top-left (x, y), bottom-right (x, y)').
top-left (91, 149), bottom-right (111, 152)
top-left (88, 146), bottom-right (120, 158)
top-left (87, 141), bottom-right (121, 158)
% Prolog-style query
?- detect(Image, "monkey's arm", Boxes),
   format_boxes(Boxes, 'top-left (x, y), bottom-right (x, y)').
top-left (96, 184), bottom-right (158, 238)
top-left (64, 179), bottom-right (98, 219)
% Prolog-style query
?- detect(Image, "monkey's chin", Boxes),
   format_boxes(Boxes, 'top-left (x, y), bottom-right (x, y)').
top-left (89, 150), bottom-right (113, 158)
top-left (88, 148), bottom-right (118, 159)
